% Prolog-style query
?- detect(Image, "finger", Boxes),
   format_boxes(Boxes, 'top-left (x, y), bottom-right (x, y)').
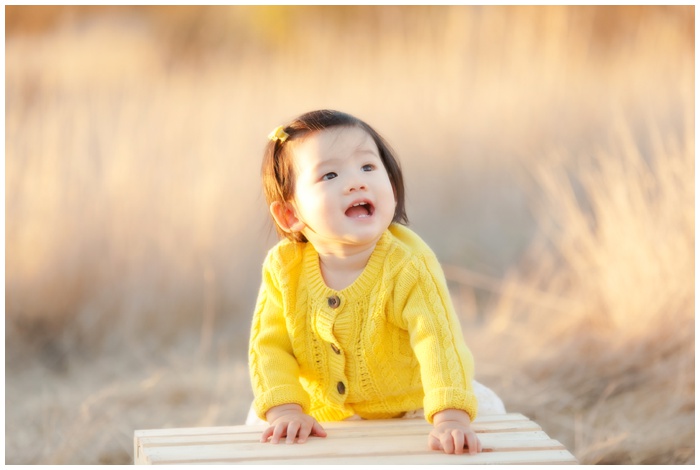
top-left (270, 423), bottom-right (286, 444)
top-left (428, 433), bottom-right (441, 451)
top-left (440, 433), bottom-right (455, 454)
top-left (286, 422), bottom-right (301, 444)
top-left (297, 422), bottom-right (311, 444)
top-left (311, 421), bottom-right (327, 438)
top-left (260, 426), bottom-right (274, 443)
top-left (451, 430), bottom-right (465, 455)
top-left (296, 421), bottom-right (313, 444)
top-left (465, 432), bottom-right (480, 455)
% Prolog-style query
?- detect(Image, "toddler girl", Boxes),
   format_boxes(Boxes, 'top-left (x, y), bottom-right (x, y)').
top-left (248, 109), bottom-right (503, 455)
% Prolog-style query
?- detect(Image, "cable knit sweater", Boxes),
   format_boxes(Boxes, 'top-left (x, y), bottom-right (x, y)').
top-left (248, 224), bottom-right (478, 424)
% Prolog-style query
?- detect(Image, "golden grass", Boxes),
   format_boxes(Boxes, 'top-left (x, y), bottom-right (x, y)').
top-left (460, 117), bottom-right (694, 464)
top-left (5, 5), bottom-right (694, 464)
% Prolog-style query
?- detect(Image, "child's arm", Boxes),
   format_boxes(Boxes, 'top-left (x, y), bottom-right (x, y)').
top-left (260, 404), bottom-right (327, 444)
top-left (429, 409), bottom-right (482, 455)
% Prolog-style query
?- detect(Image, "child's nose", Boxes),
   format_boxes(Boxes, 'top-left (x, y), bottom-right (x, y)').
top-left (346, 178), bottom-right (367, 192)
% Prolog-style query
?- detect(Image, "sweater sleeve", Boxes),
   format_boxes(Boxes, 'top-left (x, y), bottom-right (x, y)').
top-left (399, 253), bottom-right (478, 423)
top-left (248, 254), bottom-right (311, 420)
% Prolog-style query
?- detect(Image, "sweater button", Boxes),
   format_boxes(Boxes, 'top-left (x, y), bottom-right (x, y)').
top-left (331, 343), bottom-right (341, 354)
top-left (327, 295), bottom-right (340, 308)
top-left (337, 381), bottom-right (346, 394)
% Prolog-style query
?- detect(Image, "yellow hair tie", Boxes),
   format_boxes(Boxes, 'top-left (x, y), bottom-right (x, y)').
top-left (268, 125), bottom-right (289, 143)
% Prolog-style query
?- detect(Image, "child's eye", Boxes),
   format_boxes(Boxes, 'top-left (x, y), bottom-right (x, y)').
top-left (361, 164), bottom-right (375, 172)
top-left (322, 172), bottom-right (338, 181)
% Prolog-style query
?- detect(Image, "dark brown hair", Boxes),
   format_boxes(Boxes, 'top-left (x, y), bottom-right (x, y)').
top-left (262, 109), bottom-right (408, 242)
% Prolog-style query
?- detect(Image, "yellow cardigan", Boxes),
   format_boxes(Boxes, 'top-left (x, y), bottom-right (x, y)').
top-left (248, 224), bottom-right (478, 424)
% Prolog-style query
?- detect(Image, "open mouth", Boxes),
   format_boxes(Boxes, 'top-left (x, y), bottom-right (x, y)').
top-left (345, 201), bottom-right (375, 218)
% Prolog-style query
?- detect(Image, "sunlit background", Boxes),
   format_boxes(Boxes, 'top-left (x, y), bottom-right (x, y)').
top-left (5, 5), bottom-right (694, 464)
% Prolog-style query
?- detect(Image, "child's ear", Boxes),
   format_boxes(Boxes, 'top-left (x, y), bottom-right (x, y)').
top-left (270, 201), bottom-right (305, 234)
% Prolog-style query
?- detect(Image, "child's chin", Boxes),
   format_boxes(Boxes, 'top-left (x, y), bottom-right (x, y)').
top-left (345, 228), bottom-right (386, 243)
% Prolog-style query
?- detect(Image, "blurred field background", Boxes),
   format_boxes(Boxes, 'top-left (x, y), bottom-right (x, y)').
top-left (5, 5), bottom-right (694, 464)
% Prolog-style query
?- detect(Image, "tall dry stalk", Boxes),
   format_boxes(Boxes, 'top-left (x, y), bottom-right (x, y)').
top-left (468, 115), bottom-right (694, 464)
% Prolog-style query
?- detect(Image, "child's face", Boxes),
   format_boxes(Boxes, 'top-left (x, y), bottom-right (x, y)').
top-left (284, 126), bottom-right (396, 250)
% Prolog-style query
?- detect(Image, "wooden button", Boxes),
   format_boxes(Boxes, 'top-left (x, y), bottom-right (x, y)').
top-left (327, 295), bottom-right (341, 308)
top-left (331, 343), bottom-right (341, 354)
top-left (337, 381), bottom-right (346, 394)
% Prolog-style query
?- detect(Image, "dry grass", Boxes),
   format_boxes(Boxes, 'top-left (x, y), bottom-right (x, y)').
top-left (459, 116), bottom-right (694, 464)
top-left (5, 6), bottom-right (694, 464)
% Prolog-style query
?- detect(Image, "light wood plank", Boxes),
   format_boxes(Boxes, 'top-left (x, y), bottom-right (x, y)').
top-left (137, 420), bottom-right (543, 449)
top-left (134, 413), bottom-right (529, 438)
top-left (148, 449), bottom-right (578, 465)
top-left (134, 413), bottom-right (535, 441)
top-left (141, 432), bottom-right (568, 463)
top-left (251, 450), bottom-right (579, 465)
top-left (143, 436), bottom-right (565, 460)
top-left (138, 429), bottom-right (551, 449)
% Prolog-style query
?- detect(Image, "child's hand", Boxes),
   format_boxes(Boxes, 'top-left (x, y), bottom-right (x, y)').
top-left (261, 404), bottom-right (327, 444)
top-left (429, 409), bottom-right (482, 455)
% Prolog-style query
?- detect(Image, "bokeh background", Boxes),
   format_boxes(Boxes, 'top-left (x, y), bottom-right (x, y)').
top-left (5, 5), bottom-right (694, 464)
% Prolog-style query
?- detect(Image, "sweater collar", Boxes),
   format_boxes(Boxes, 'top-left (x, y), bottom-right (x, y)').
top-left (303, 229), bottom-right (392, 300)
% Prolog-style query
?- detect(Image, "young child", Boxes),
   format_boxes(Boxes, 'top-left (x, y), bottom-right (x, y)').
top-left (248, 109), bottom-right (502, 455)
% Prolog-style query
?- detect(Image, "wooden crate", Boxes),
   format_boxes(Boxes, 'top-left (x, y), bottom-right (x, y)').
top-left (134, 412), bottom-right (577, 465)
